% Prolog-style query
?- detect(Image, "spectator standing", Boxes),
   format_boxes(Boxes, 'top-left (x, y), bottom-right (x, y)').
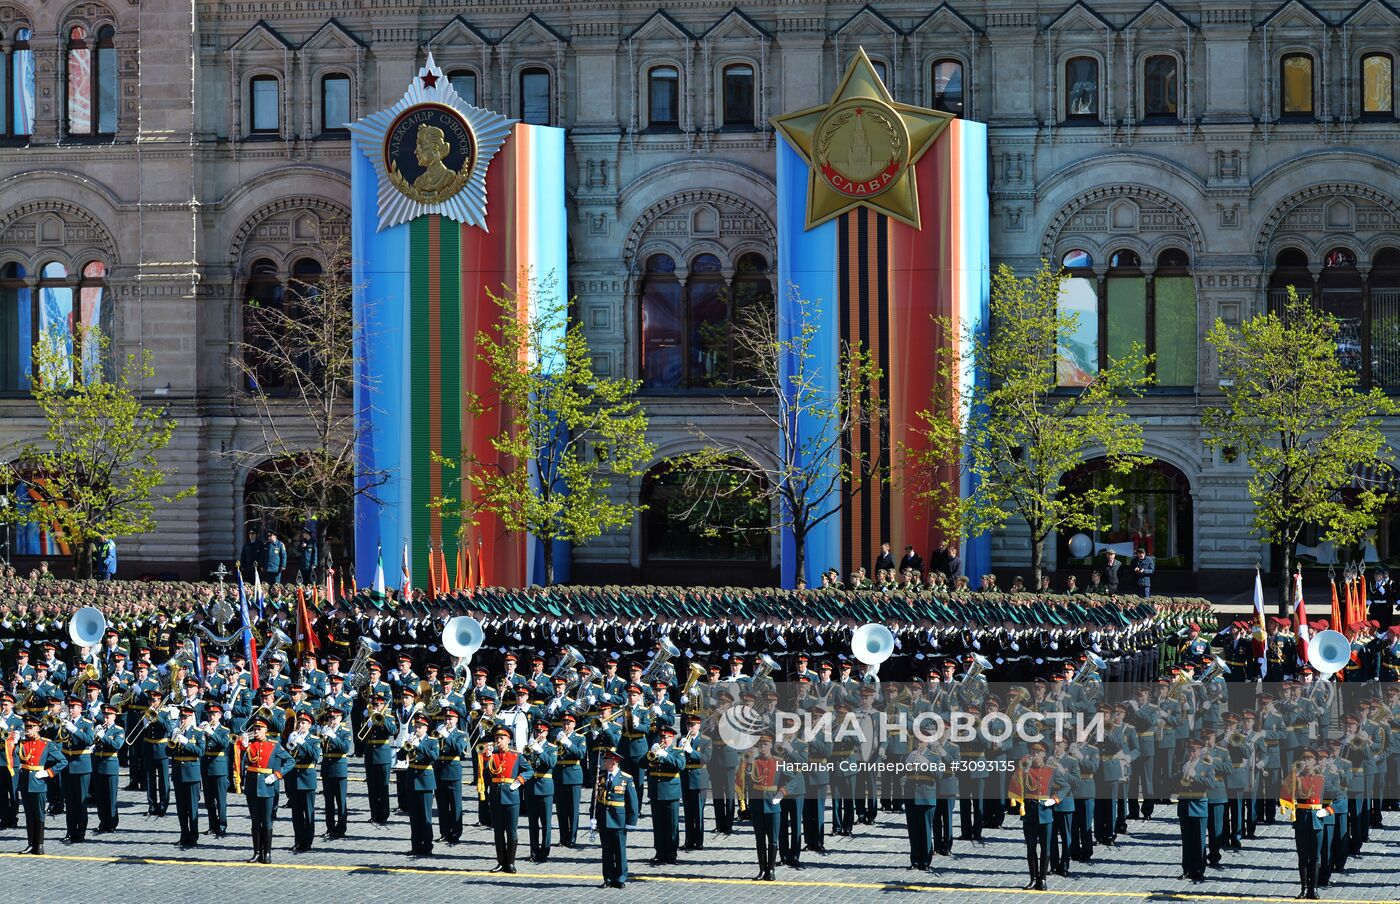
top-left (898, 545), bottom-right (924, 578)
top-left (240, 528), bottom-right (265, 581)
top-left (1131, 548), bottom-right (1154, 598)
top-left (262, 531), bottom-right (287, 585)
top-left (1103, 550), bottom-right (1121, 593)
top-left (92, 536), bottom-right (117, 581)
top-left (296, 528), bottom-right (319, 585)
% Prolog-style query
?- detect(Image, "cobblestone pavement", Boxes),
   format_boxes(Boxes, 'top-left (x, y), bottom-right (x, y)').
top-left (6, 775), bottom-right (1397, 902)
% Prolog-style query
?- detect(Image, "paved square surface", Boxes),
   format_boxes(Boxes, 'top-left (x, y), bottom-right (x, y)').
top-left (5, 771), bottom-right (1396, 902)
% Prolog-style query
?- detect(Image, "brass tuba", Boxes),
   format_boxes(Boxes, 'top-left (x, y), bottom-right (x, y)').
top-left (639, 638), bottom-right (680, 685)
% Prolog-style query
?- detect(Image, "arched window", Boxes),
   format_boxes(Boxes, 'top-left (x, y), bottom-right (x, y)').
top-left (639, 252), bottom-right (773, 390)
top-left (722, 64), bottom-right (754, 127)
top-left (1268, 248), bottom-right (1312, 314)
top-left (1319, 247), bottom-right (1363, 375)
top-left (1106, 250), bottom-right (1145, 381)
top-left (730, 253), bottom-right (774, 385)
top-left (648, 66), bottom-right (679, 129)
top-left (243, 259), bottom-right (285, 390)
top-left (1058, 458), bottom-right (1194, 569)
top-left (78, 261), bottom-right (107, 381)
top-left (1142, 55), bottom-right (1178, 119)
top-left (519, 68), bottom-right (550, 125)
top-left (1371, 248), bottom-right (1400, 388)
top-left (1057, 250), bottom-right (1097, 386)
top-left (687, 254), bottom-right (727, 386)
top-left (1154, 249), bottom-right (1197, 387)
top-left (1361, 53), bottom-right (1394, 117)
top-left (5, 27), bottom-right (35, 137)
top-left (641, 460), bottom-right (770, 583)
top-left (447, 69), bottom-right (477, 105)
top-left (930, 59), bottom-right (963, 116)
top-left (0, 262), bottom-right (31, 391)
top-left (1064, 56), bottom-right (1100, 121)
top-left (870, 59), bottom-right (889, 86)
top-left (66, 26), bottom-right (118, 136)
top-left (249, 76), bottom-right (280, 133)
top-left (320, 74), bottom-right (350, 133)
top-left (640, 254), bottom-right (683, 389)
top-left (1281, 53), bottom-right (1314, 117)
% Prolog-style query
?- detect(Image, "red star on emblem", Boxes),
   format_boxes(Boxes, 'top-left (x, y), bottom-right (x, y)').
top-left (855, 107), bottom-right (863, 116)
top-left (420, 72), bottom-right (439, 89)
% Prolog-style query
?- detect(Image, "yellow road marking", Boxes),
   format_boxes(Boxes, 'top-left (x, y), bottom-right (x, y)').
top-left (0, 852), bottom-right (1390, 902)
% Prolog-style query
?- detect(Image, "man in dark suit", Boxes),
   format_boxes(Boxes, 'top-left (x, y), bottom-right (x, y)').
top-left (898, 546), bottom-right (924, 577)
top-left (945, 544), bottom-right (964, 583)
top-left (874, 542), bottom-right (896, 576)
top-left (1132, 548), bottom-right (1155, 598)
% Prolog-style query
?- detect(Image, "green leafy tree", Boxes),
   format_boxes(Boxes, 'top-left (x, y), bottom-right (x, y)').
top-left (1204, 288), bottom-right (1395, 611)
top-left (435, 274), bottom-right (654, 586)
top-left (679, 288), bottom-right (888, 585)
top-left (909, 261), bottom-right (1151, 588)
top-left (0, 327), bottom-right (195, 577)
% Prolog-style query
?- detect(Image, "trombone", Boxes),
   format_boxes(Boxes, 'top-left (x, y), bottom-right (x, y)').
top-left (356, 710), bottom-right (388, 741)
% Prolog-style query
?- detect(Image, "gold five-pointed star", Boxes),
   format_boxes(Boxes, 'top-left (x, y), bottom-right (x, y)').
top-left (772, 48), bottom-right (954, 230)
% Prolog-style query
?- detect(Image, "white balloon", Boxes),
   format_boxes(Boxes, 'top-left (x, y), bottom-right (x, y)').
top-left (1067, 533), bottom-right (1093, 558)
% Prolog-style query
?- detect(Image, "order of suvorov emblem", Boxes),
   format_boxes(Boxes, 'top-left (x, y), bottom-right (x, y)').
top-left (385, 103), bottom-right (476, 205)
top-left (814, 97), bottom-right (909, 200)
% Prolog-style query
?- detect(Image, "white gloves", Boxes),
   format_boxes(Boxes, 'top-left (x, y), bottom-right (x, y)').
top-left (264, 773), bottom-right (277, 785)
top-left (509, 780), bottom-right (521, 791)
top-left (588, 818), bottom-right (597, 831)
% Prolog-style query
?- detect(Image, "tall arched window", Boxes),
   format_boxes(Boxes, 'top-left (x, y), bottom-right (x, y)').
top-left (722, 64), bottom-right (754, 126)
top-left (78, 261), bottom-right (107, 381)
top-left (249, 76), bottom-right (280, 133)
top-left (66, 25), bottom-right (116, 136)
top-left (640, 254), bottom-right (683, 389)
top-left (1058, 458), bottom-right (1193, 569)
top-left (519, 68), bottom-right (550, 125)
top-left (320, 74), bottom-right (350, 133)
top-left (1064, 56), bottom-right (1100, 121)
top-left (640, 252), bottom-right (772, 390)
top-left (448, 69), bottom-right (477, 105)
top-left (1319, 247), bottom-right (1363, 375)
top-left (687, 254), bottom-right (727, 386)
top-left (0, 262), bottom-right (30, 390)
top-left (641, 460), bottom-right (770, 581)
top-left (648, 66), bottom-right (679, 129)
top-left (6, 27), bottom-right (35, 137)
top-left (1142, 54), bottom-right (1178, 119)
top-left (1268, 248), bottom-right (1312, 313)
top-left (1281, 53), bottom-right (1315, 117)
top-left (1361, 53), bottom-right (1394, 117)
top-left (1154, 249), bottom-right (1197, 387)
top-left (729, 253), bottom-right (774, 384)
top-left (243, 259), bottom-right (285, 390)
top-left (1057, 250), bottom-right (1098, 386)
top-left (870, 59), bottom-right (889, 86)
top-left (1106, 249), bottom-right (1146, 381)
top-left (1371, 248), bottom-right (1400, 388)
top-left (930, 59), bottom-right (963, 116)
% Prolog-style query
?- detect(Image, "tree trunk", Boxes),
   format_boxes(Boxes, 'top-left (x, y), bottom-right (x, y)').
top-left (73, 543), bottom-right (91, 579)
top-left (1030, 535), bottom-right (1045, 591)
top-left (792, 529), bottom-right (806, 590)
top-left (1276, 544), bottom-right (1293, 619)
top-left (542, 536), bottom-right (554, 587)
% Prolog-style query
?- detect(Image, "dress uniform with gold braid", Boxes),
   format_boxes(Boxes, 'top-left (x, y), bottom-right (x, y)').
top-left (319, 705), bottom-right (353, 839)
top-left (167, 703), bottom-right (206, 848)
top-left (199, 703), bottom-right (231, 837)
top-left (554, 713), bottom-right (587, 847)
top-left (58, 697), bottom-right (96, 843)
top-left (524, 717), bottom-right (558, 862)
top-left (400, 712), bottom-right (439, 858)
top-left (285, 711), bottom-right (321, 853)
top-left (1282, 750), bottom-right (1328, 900)
top-left (593, 748), bottom-right (639, 888)
top-left (431, 706), bottom-right (468, 844)
top-left (90, 704), bottom-right (125, 833)
top-left (361, 692), bottom-right (399, 825)
top-left (485, 725), bottom-right (534, 873)
top-left (17, 713), bottom-right (67, 855)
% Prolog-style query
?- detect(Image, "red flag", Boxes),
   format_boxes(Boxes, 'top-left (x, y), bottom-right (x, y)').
top-left (455, 544), bottom-right (466, 592)
top-left (1293, 571), bottom-right (1310, 665)
top-left (295, 585), bottom-right (320, 660)
top-left (476, 536), bottom-right (486, 589)
top-left (466, 535), bottom-right (476, 593)
top-left (1330, 579), bottom-right (1343, 632)
top-left (325, 567), bottom-right (337, 610)
top-left (427, 547), bottom-right (439, 603)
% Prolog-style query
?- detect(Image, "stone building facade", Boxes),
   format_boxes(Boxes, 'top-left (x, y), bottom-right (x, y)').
top-left (1, 0), bottom-right (1398, 589)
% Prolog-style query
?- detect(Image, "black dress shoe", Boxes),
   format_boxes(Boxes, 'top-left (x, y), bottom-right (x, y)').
top-left (613, 882), bottom-right (626, 889)
top-left (18, 846), bottom-right (33, 855)
top-left (504, 866), bottom-right (517, 874)
top-left (597, 882), bottom-right (611, 889)
top-left (1034, 879), bottom-right (1047, 891)
top-left (490, 865), bottom-right (506, 873)
top-left (246, 854), bottom-right (261, 863)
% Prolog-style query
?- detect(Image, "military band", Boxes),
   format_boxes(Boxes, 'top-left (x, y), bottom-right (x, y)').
top-left (1, 580), bottom-right (1398, 900)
